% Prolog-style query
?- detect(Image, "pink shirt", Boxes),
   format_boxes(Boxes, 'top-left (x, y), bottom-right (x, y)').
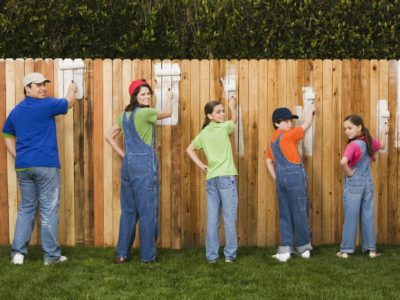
top-left (343, 137), bottom-right (381, 168)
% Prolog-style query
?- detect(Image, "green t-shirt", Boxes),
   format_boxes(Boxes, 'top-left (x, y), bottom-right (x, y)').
top-left (192, 120), bottom-right (238, 180)
top-left (118, 108), bottom-right (158, 146)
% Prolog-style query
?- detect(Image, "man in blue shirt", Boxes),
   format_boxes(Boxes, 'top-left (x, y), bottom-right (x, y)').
top-left (2, 72), bottom-right (77, 265)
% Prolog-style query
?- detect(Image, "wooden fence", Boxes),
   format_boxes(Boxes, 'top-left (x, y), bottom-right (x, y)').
top-left (1, 59), bottom-right (399, 249)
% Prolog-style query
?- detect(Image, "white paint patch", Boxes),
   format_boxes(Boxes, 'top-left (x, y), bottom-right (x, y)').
top-left (396, 60), bottom-right (400, 147)
top-left (221, 68), bottom-right (237, 99)
top-left (377, 99), bottom-right (389, 153)
top-left (302, 87), bottom-right (315, 156)
top-left (154, 63), bottom-right (181, 125)
top-left (57, 59), bottom-right (74, 99)
top-left (221, 67), bottom-right (244, 156)
top-left (59, 59), bottom-right (84, 99)
top-left (235, 105), bottom-right (245, 156)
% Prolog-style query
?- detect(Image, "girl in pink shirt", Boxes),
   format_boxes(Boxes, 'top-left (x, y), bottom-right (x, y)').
top-left (337, 115), bottom-right (388, 259)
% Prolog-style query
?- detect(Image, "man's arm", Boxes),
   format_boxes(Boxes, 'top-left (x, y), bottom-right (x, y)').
top-left (4, 137), bottom-right (16, 158)
top-left (65, 82), bottom-right (78, 109)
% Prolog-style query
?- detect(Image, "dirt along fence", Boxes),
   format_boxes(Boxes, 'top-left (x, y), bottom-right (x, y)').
top-left (1, 58), bottom-right (399, 248)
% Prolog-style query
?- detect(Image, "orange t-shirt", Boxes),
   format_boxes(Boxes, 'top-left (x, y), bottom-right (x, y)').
top-left (266, 127), bottom-right (304, 164)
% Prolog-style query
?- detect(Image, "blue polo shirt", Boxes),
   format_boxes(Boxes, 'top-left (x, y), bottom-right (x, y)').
top-left (2, 96), bottom-right (68, 169)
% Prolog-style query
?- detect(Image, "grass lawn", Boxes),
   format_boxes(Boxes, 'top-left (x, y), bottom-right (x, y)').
top-left (1, 244), bottom-right (399, 299)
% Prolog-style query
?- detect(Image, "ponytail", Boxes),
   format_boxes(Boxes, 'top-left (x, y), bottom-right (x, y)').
top-left (362, 127), bottom-right (375, 158)
top-left (202, 116), bottom-right (210, 129)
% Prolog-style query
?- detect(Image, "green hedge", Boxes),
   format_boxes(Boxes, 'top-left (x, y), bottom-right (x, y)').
top-left (1, 0), bottom-right (399, 59)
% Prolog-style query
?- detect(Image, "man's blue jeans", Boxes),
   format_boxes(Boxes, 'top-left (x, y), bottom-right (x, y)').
top-left (205, 176), bottom-right (238, 261)
top-left (11, 167), bottom-right (61, 262)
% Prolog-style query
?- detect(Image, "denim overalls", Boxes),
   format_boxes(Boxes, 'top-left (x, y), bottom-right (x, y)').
top-left (116, 109), bottom-right (159, 262)
top-left (340, 140), bottom-right (376, 253)
top-left (271, 133), bottom-right (312, 254)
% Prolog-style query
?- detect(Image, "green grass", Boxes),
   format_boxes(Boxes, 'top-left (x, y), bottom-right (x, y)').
top-left (1, 245), bottom-right (400, 299)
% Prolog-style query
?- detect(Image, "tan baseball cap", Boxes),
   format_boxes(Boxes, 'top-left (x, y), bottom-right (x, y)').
top-left (23, 72), bottom-right (51, 86)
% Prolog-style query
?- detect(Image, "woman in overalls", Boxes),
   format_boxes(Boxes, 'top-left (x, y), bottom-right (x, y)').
top-left (106, 79), bottom-right (174, 263)
top-left (337, 115), bottom-right (388, 258)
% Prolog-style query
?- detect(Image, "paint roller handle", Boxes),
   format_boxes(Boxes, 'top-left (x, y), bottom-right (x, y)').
top-left (380, 122), bottom-right (389, 137)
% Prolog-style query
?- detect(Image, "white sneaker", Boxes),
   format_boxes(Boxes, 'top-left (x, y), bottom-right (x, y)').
top-left (272, 252), bottom-right (291, 262)
top-left (11, 253), bottom-right (24, 265)
top-left (44, 255), bottom-right (67, 266)
top-left (301, 250), bottom-right (311, 259)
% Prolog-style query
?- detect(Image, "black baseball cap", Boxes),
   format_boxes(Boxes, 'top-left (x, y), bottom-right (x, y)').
top-left (272, 107), bottom-right (299, 123)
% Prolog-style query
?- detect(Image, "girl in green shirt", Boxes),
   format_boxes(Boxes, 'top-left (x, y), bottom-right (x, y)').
top-left (186, 97), bottom-right (238, 263)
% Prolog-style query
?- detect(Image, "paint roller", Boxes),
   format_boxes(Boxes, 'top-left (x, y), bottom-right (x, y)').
top-left (59, 59), bottom-right (85, 99)
top-left (219, 77), bottom-right (236, 100)
top-left (154, 67), bottom-right (181, 88)
top-left (378, 100), bottom-right (390, 152)
top-left (302, 86), bottom-right (316, 156)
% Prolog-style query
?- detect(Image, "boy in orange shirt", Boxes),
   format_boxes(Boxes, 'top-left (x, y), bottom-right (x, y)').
top-left (266, 105), bottom-right (315, 262)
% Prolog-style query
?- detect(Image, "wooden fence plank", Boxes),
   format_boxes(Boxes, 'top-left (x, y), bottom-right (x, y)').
top-left (5, 59), bottom-right (17, 244)
top-left (159, 59), bottom-right (172, 248)
top-left (238, 59), bottom-right (249, 246)
top-left (311, 60), bottom-right (323, 245)
top-left (322, 59), bottom-right (333, 244)
top-left (0, 59), bottom-right (9, 245)
top-left (378, 60), bottom-right (389, 244)
top-left (332, 59), bottom-right (343, 243)
top-left (256, 59), bottom-right (268, 247)
top-left (247, 59), bottom-right (258, 246)
top-left (266, 59), bottom-right (278, 246)
top-left (112, 59), bottom-right (123, 246)
top-left (369, 60), bottom-right (380, 241)
top-left (199, 59), bottom-right (210, 245)
top-left (303, 59), bottom-right (314, 242)
top-left (62, 61), bottom-right (76, 246)
top-left (83, 59), bottom-right (94, 245)
top-left (180, 59), bottom-right (191, 246)
top-left (387, 60), bottom-right (398, 243)
top-left (103, 59), bottom-right (113, 246)
top-left (73, 62), bottom-right (85, 246)
top-left (54, 59), bottom-right (66, 245)
top-left (93, 59), bottom-right (104, 246)
top-left (189, 59), bottom-right (200, 245)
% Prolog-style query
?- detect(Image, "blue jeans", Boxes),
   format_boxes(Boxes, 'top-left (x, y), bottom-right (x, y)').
top-left (11, 168), bottom-right (61, 262)
top-left (205, 176), bottom-right (238, 261)
top-left (340, 175), bottom-right (376, 253)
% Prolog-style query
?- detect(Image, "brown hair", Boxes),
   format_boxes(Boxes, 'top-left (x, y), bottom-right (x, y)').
top-left (344, 115), bottom-right (375, 158)
top-left (202, 100), bottom-right (221, 129)
top-left (124, 83), bottom-right (153, 111)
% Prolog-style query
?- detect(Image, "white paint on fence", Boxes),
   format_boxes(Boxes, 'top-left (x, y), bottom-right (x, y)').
top-left (302, 86), bottom-right (315, 156)
top-left (377, 99), bottom-right (390, 153)
top-left (59, 59), bottom-right (84, 99)
top-left (221, 67), bottom-right (244, 156)
top-left (235, 104), bottom-right (245, 156)
top-left (154, 62), bottom-right (181, 125)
